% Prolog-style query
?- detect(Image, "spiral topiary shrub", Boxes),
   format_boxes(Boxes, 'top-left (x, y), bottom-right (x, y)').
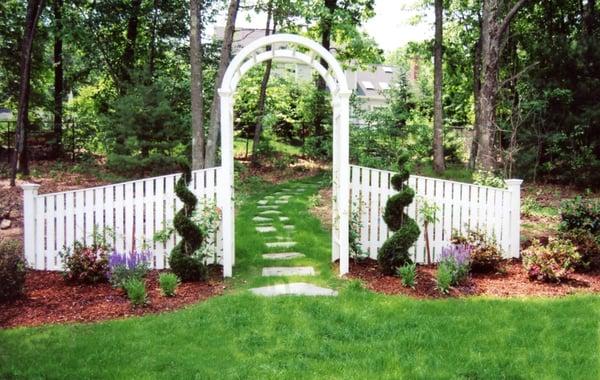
top-left (377, 153), bottom-right (420, 275)
top-left (168, 163), bottom-right (207, 282)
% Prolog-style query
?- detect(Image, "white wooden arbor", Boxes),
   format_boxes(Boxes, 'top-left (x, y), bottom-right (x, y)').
top-left (218, 33), bottom-right (351, 277)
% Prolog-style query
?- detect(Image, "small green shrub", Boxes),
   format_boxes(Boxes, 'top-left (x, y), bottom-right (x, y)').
top-left (436, 263), bottom-right (453, 294)
top-left (0, 239), bottom-right (26, 302)
top-left (159, 273), bottom-right (180, 297)
top-left (123, 278), bottom-right (147, 307)
top-left (302, 136), bottom-right (332, 161)
top-left (473, 170), bottom-right (505, 188)
top-left (349, 204), bottom-right (368, 260)
top-left (451, 228), bottom-right (503, 273)
top-left (273, 154), bottom-right (296, 170)
top-left (559, 228), bottom-right (600, 271)
top-left (60, 241), bottom-right (109, 284)
top-left (397, 263), bottom-right (416, 288)
top-left (523, 238), bottom-right (581, 282)
top-left (559, 196), bottom-right (600, 236)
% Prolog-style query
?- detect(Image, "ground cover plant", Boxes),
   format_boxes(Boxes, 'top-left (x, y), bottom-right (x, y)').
top-left (159, 273), bottom-right (180, 297)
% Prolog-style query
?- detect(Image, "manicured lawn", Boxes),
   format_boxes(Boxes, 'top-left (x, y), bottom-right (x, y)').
top-left (1, 174), bottom-right (599, 379)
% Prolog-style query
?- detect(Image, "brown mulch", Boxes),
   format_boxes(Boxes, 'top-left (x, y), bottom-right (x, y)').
top-left (0, 267), bottom-right (224, 329)
top-left (348, 258), bottom-right (600, 298)
top-left (236, 156), bottom-right (330, 184)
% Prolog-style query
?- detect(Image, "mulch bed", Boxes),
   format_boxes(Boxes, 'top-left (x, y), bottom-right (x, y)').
top-left (0, 268), bottom-right (225, 329)
top-left (348, 258), bottom-right (600, 298)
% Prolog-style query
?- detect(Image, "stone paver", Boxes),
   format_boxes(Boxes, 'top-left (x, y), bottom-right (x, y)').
top-left (253, 216), bottom-right (272, 222)
top-left (283, 225), bottom-right (295, 230)
top-left (274, 200), bottom-right (288, 204)
top-left (250, 283), bottom-right (338, 297)
top-left (266, 241), bottom-right (296, 248)
top-left (262, 252), bottom-right (305, 260)
top-left (279, 216), bottom-right (290, 222)
top-left (258, 200), bottom-right (269, 205)
top-left (259, 210), bottom-right (282, 215)
top-left (262, 266), bottom-right (315, 276)
top-left (257, 205), bottom-right (279, 209)
top-left (256, 226), bottom-right (276, 233)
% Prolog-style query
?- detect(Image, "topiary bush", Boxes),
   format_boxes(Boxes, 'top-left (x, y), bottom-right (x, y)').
top-left (0, 239), bottom-right (26, 302)
top-left (377, 152), bottom-right (420, 275)
top-left (168, 162), bottom-right (207, 282)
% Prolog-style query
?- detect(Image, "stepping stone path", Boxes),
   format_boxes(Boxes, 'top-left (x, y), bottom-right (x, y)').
top-left (249, 188), bottom-right (337, 297)
top-left (250, 283), bottom-right (338, 297)
top-left (262, 266), bottom-right (315, 276)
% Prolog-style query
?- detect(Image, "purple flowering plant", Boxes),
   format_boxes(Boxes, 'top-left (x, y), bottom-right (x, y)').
top-left (438, 244), bottom-right (473, 285)
top-left (108, 250), bottom-right (151, 289)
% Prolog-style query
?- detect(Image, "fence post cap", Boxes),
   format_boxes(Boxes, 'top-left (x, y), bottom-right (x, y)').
top-left (505, 179), bottom-right (523, 187)
top-left (20, 183), bottom-right (41, 191)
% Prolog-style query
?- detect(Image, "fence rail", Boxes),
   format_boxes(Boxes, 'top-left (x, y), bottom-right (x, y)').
top-left (349, 165), bottom-right (522, 263)
top-left (22, 167), bottom-right (223, 271)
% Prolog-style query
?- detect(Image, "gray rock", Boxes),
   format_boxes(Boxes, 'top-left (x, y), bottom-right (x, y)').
top-left (262, 266), bottom-right (315, 276)
top-left (250, 283), bottom-right (338, 297)
top-left (0, 219), bottom-right (11, 230)
top-left (262, 252), bottom-right (305, 260)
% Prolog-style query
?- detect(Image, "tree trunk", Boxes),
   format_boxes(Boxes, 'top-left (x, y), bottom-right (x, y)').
top-left (251, 2), bottom-right (275, 165)
top-left (313, 0), bottom-right (336, 137)
top-left (11, 0), bottom-right (45, 186)
top-left (432, 0), bottom-right (445, 173)
top-left (190, 0), bottom-right (205, 170)
top-left (148, 0), bottom-right (159, 79)
top-left (469, 31), bottom-right (482, 170)
top-left (204, 0), bottom-right (240, 168)
top-left (120, 0), bottom-right (142, 89)
top-left (478, 0), bottom-right (528, 171)
top-left (53, 0), bottom-right (63, 159)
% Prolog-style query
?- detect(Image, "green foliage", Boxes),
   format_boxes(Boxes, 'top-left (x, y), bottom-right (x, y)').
top-left (59, 241), bottom-right (109, 284)
top-left (158, 272), bottom-right (180, 297)
top-left (559, 196), bottom-right (600, 236)
top-left (106, 153), bottom-right (182, 177)
top-left (378, 153), bottom-right (420, 274)
top-left (397, 263), bottom-right (416, 288)
top-left (560, 228), bottom-right (600, 271)
top-left (0, 239), bottom-right (25, 302)
top-left (302, 136), bottom-right (332, 161)
top-left (436, 262), bottom-right (453, 294)
top-left (473, 170), bottom-right (505, 188)
top-left (168, 163), bottom-right (207, 282)
top-left (523, 238), bottom-right (581, 283)
top-left (451, 228), bottom-right (503, 273)
top-left (349, 203), bottom-right (368, 260)
top-left (123, 278), bottom-right (147, 307)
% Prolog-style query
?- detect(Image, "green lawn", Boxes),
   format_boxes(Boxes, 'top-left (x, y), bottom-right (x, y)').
top-left (1, 174), bottom-right (600, 379)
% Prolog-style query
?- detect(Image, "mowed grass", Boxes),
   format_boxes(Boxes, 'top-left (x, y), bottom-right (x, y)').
top-left (2, 174), bottom-right (600, 379)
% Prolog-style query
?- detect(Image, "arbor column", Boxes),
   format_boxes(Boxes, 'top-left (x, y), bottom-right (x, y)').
top-left (218, 89), bottom-right (234, 277)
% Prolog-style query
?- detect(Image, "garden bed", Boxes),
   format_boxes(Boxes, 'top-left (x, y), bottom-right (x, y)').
top-left (0, 267), bottom-right (224, 328)
top-left (348, 258), bottom-right (600, 298)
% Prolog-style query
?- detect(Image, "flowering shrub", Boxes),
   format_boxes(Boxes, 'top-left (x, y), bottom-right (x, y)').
top-left (108, 251), bottom-right (151, 289)
top-left (451, 228), bottom-right (503, 273)
top-left (0, 239), bottom-right (25, 302)
top-left (60, 241), bottom-right (110, 284)
top-left (523, 238), bottom-right (581, 282)
top-left (439, 244), bottom-right (472, 286)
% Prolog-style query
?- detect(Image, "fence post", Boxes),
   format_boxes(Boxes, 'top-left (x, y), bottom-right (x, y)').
top-left (506, 179), bottom-right (523, 258)
top-left (21, 183), bottom-right (40, 268)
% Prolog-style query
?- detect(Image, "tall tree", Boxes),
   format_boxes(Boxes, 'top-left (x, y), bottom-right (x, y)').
top-left (204, 0), bottom-right (240, 168)
top-left (251, 0), bottom-right (276, 165)
top-left (469, 18), bottom-right (482, 170)
top-left (11, 0), bottom-right (45, 186)
top-left (120, 0), bottom-right (142, 88)
top-left (190, 0), bottom-right (205, 169)
top-left (477, 0), bottom-right (529, 170)
top-left (53, 0), bottom-right (63, 158)
top-left (432, 0), bottom-right (445, 173)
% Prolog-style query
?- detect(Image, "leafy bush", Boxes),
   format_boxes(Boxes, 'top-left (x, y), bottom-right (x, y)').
top-left (522, 238), bottom-right (581, 282)
top-left (123, 278), bottom-right (147, 307)
top-left (106, 153), bottom-right (181, 177)
top-left (108, 251), bottom-right (151, 289)
top-left (349, 203), bottom-right (368, 260)
top-left (377, 152), bottom-right (421, 274)
top-left (302, 136), bottom-right (332, 161)
top-left (272, 153), bottom-right (296, 170)
top-left (451, 228), bottom-right (503, 273)
top-left (0, 239), bottom-right (26, 302)
top-left (559, 228), bottom-right (600, 271)
top-left (438, 244), bottom-right (472, 286)
top-left (473, 170), bottom-right (505, 188)
top-left (559, 196), bottom-right (600, 236)
top-left (436, 263), bottom-right (453, 294)
top-left (159, 272), bottom-right (180, 297)
top-left (397, 263), bottom-right (417, 288)
top-left (60, 241), bottom-right (109, 284)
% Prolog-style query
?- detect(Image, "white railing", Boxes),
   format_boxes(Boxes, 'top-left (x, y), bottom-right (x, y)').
top-left (21, 167), bottom-right (223, 271)
top-left (349, 165), bottom-right (522, 263)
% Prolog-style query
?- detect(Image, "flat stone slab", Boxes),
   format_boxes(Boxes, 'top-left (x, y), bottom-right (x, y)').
top-left (256, 226), bottom-right (276, 233)
top-left (279, 195), bottom-right (292, 199)
top-left (262, 252), bottom-right (305, 260)
top-left (283, 225), bottom-right (295, 230)
top-left (274, 200), bottom-right (288, 204)
top-left (253, 216), bottom-right (273, 222)
top-left (250, 283), bottom-right (338, 297)
top-left (259, 210), bottom-right (282, 215)
top-left (262, 266), bottom-right (315, 276)
top-left (265, 196), bottom-right (275, 200)
top-left (279, 216), bottom-right (290, 222)
top-left (266, 241), bottom-right (296, 248)
top-left (257, 205), bottom-right (278, 209)
top-left (257, 200), bottom-right (269, 205)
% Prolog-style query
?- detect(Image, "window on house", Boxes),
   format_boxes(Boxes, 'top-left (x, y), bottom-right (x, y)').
top-left (362, 81), bottom-right (375, 90)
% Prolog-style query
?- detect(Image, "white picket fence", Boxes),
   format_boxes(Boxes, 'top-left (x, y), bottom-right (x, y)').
top-left (21, 167), bottom-right (223, 271)
top-left (349, 165), bottom-right (522, 263)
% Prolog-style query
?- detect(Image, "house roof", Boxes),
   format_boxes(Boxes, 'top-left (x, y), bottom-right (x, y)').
top-left (350, 65), bottom-right (398, 98)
